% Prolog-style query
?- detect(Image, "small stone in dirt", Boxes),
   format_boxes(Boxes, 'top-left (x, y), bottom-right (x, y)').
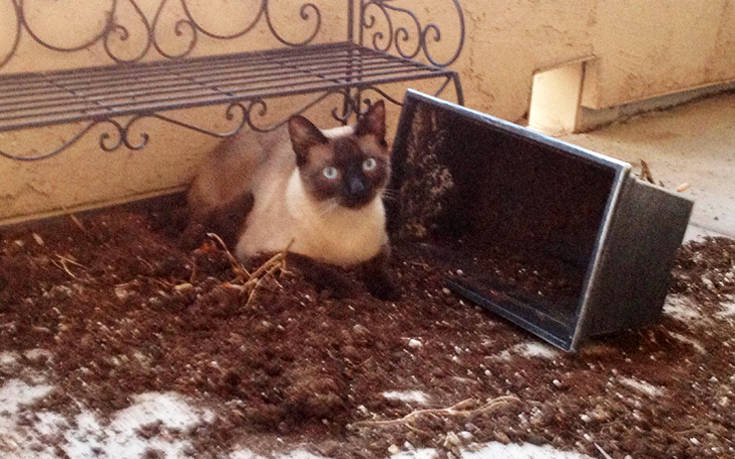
top-left (48, 285), bottom-right (73, 300)
top-left (494, 431), bottom-right (511, 444)
top-left (114, 286), bottom-right (130, 301)
top-left (317, 440), bottom-right (340, 456)
top-left (444, 431), bottom-right (461, 448)
top-left (142, 448), bottom-right (165, 459)
top-left (527, 434), bottom-right (547, 445)
top-left (352, 324), bottom-right (370, 336)
top-left (0, 352), bottom-right (19, 373)
top-left (32, 233), bottom-right (44, 246)
top-left (174, 283), bottom-right (193, 292)
top-left (137, 421), bottom-right (163, 439)
top-left (702, 277), bottom-right (716, 291)
top-left (442, 287), bottom-right (452, 295)
top-left (464, 422), bottom-right (480, 433)
top-left (459, 430), bottom-right (473, 440)
top-left (24, 348), bottom-right (53, 364)
top-left (408, 338), bottom-right (423, 349)
top-left (388, 444), bottom-right (400, 455)
top-left (13, 239), bottom-right (24, 247)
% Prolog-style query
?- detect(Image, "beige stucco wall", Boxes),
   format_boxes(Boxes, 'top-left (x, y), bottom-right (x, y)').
top-left (581, 0), bottom-right (735, 109)
top-left (1, 0), bottom-right (734, 224)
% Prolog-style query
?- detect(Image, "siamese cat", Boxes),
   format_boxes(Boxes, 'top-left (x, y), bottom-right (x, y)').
top-left (187, 101), bottom-right (398, 300)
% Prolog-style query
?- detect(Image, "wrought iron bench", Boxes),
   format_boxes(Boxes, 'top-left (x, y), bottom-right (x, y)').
top-left (0, 0), bottom-right (464, 161)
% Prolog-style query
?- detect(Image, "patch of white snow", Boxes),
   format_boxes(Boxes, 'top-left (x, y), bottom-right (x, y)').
top-left (382, 390), bottom-right (430, 405)
top-left (495, 341), bottom-right (558, 361)
top-left (462, 442), bottom-right (591, 458)
top-left (663, 295), bottom-right (702, 322)
top-left (516, 342), bottom-right (558, 359)
top-left (0, 351), bottom-right (20, 371)
top-left (64, 392), bottom-right (212, 459)
top-left (715, 298), bottom-right (735, 319)
top-left (668, 331), bottom-right (706, 354)
top-left (392, 448), bottom-right (439, 459)
top-left (0, 378), bottom-right (54, 415)
top-left (618, 377), bottom-right (664, 398)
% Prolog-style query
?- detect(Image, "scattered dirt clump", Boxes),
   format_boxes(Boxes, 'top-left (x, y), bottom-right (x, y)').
top-left (670, 236), bottom-right (735, 303)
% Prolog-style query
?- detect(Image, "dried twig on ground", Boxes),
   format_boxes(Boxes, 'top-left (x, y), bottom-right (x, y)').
top-left (51, 253), bottom-right (88, 279)
top-left (205, 233), bottom-right (293, 306)
top-left (351, 395), bottom-right (521, 430)
top-left (639, 159), bottom-right (655, 184)
top-left (242, 240), bottom-right (294, 306)
top-left (68, 213), bottom-right (87, 233)
top-left (595, 443), bottom-right (614, 459)
top-left (206, 233), bottom-right (250, 280)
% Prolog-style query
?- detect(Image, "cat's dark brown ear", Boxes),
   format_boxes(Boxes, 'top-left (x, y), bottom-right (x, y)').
top-left (289, 115), bottom-right (328, 166)
top-left (355, 100), bottom-right (386, 140)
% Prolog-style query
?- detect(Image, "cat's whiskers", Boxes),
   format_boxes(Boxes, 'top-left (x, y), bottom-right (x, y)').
top-left (381, 188), bottom-right (398, 202)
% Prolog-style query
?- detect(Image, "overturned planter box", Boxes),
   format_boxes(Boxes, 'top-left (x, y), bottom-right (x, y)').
top-left (388, 90), bottom-right (693, 351)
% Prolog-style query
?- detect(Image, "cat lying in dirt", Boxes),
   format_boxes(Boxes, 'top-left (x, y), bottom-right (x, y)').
top-left (186, 101), bottom-right (399, 300)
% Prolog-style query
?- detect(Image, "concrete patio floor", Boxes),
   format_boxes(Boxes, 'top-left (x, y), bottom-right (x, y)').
top-left (560, 92), bottom-right (735, 241)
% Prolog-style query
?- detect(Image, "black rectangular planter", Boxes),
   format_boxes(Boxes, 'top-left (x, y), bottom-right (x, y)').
top-left (387, 90), bottom-right (693, 351)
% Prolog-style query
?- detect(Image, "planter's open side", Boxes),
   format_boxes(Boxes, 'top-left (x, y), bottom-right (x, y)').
top-left (388, 90), bottom-right (693, 351)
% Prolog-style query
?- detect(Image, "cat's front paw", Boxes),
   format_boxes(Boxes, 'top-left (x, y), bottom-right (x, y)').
top-left (180, 221), bottom-right (206, 250)
top-left (318, 280), bottom-right (354, 300)
top-left (366, 275), bottom-right (401, 301)
top-left (288, 253), bottom-right (357, 299)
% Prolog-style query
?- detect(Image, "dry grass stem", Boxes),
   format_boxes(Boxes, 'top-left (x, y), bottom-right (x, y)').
top-left (57, 254), bottom-right (86, 269)
top-left (594, 443), bottom-right (614, 459)
top-left (640, 159), bottom-right (655, 184)
top-left (353, 395), bottom-right (521, 429)
top-left (51, 259), bottom-right (77, 279)
top-left (204, 234), bottom-right (293, 307)
top-left (206, 232), bottom-right (250, 279)
top-left (69, 213), bottom-right (87, 233)
top-left (52, 253), bottom-right (87, 279)
top-left (242, 241), bottom-right (294, 307)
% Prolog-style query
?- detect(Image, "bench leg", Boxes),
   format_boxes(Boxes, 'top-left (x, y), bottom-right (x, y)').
top-left (432, 74), bottom-right (465, 106)
top-left (452, 72), bottom-right (465, 106)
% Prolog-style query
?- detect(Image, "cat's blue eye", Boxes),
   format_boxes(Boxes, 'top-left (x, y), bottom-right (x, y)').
top-left (322, 166), bottom-right (339, 180)
top-left (363, 157), bottom-right (377, 172)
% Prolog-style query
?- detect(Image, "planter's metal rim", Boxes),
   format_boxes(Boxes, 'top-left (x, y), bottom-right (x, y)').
top-left (570, 163), bottom-right (630, 351)
top-left (401, 89), bottom-right (631, 171)
top-left (398, 90), bottom-right (633, 351)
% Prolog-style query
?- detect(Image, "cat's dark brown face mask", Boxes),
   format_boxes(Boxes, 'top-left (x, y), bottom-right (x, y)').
top-left (288, 101), bottom-right (390, 209)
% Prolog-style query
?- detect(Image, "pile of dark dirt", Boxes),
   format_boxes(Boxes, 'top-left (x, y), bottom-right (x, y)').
top-left (1, 201), bottom-right (733, 458)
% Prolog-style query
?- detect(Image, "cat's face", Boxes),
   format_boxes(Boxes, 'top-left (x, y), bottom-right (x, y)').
top-left (288, 101), bottom-right (390, 209)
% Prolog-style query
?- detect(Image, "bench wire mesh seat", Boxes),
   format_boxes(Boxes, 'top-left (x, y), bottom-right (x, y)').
top-left (0, 0), bottom-right (464, 161)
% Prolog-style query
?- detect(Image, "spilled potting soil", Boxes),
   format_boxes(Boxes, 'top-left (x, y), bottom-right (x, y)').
top-left (1, 199), bottom-right (734, 458)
